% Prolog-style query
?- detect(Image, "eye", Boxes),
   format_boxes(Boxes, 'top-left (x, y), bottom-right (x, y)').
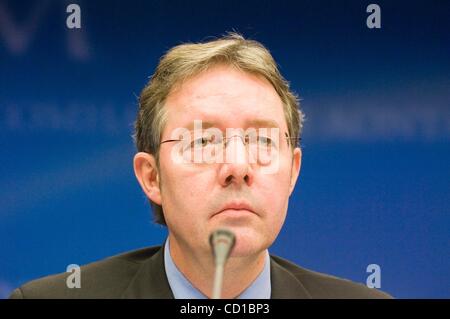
top-left (257, 136), bottom-right (273, 147)
top-left (191, 136), bottom-right (213, 148)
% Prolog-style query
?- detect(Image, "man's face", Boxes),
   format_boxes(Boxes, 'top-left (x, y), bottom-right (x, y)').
top-left (157, 65), bottom-right (301, 257)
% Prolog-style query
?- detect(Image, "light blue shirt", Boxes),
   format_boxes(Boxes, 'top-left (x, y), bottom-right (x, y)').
top-left (164, 238), bottom-right (271, 299)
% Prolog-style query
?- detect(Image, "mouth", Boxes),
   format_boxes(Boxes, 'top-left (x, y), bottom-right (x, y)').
top-left (212, 202), bottom-right (257, 218)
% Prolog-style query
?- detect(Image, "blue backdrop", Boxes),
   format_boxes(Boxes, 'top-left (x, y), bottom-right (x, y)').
top-left (0, 0), bottom-right (449, 298)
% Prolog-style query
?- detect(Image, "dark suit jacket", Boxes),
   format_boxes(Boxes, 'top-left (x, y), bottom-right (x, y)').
top-left (9, 245), bottom-right (392, 299)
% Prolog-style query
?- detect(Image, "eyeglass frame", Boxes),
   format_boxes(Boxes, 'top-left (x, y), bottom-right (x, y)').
top-left (160, 131), bottom-right (301, 149)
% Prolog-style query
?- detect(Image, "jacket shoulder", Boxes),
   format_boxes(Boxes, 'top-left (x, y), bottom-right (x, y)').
top-left (270, 255), bottom-right (393, 299)
top-left (10, 246), bottom-right (161, 299)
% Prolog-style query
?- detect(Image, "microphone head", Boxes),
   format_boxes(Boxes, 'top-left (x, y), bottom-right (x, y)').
top-left (209, 229), bottom-right (236, 265)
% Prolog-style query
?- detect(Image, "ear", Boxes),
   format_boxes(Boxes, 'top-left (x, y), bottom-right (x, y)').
top-left (289, 147), bottom-right (302, 195)
top-left (133, 152), bottom-right (162, 205)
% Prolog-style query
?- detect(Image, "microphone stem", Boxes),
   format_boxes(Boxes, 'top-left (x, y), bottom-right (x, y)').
top-left (212, 262), bottom-right (224, 299)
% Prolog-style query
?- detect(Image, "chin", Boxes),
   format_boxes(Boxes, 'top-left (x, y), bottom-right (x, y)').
top-left (228, 230), bottom-right (272, 258)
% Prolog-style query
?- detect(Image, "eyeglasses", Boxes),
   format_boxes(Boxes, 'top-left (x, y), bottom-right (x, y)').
top-left (160, 129), bottom-right (300, 164)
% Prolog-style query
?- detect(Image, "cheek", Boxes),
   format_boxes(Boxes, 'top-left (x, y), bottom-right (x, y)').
top-left (261, 158), bottom-right (292, 190)
top-left (160, 159), bottom-right (213, 214)
top-left (259, 163), bottom-right (292, 214)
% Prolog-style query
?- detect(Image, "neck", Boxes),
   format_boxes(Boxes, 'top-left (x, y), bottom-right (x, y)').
top-left (168, 234), bottom-right (267, 299)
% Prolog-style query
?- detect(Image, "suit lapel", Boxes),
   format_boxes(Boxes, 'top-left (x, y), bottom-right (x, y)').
top-left (270, 256), bottom-right (312, 299)
top-left (121, 245), bottom-right (174, 299)
top-left (121, 246), bottom-right (311, 299)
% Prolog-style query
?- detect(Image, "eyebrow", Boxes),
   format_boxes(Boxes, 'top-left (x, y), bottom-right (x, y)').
top-left (183, 119), bottom-right (280, 130)
top-left (185, 121), bottom-right (217, 130)
top-left (246, 119), bottom-right (280, 128)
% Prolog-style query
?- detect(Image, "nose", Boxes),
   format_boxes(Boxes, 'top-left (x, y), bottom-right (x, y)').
top-left (218, 135), bottom-right (254, 187)
top-left (224, 135), bottom-right (248, 163)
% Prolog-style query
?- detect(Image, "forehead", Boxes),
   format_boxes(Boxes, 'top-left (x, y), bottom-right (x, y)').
top-left (163, 65), bottom-right (287, 133)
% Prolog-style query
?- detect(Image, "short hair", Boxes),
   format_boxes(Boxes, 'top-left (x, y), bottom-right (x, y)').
top-left (133, 32), bottom-right (305, 225)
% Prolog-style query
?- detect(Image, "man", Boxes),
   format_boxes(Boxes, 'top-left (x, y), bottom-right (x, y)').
top-left (10, 33), bottom-right (391, 299)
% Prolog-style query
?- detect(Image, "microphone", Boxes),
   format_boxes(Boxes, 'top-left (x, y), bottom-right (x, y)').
top-left (209, 229), bottom-right (236, 299)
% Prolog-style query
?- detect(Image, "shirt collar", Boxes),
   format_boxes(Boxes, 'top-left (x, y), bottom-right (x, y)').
top-left (164, 238), bottom-right (271, 299)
